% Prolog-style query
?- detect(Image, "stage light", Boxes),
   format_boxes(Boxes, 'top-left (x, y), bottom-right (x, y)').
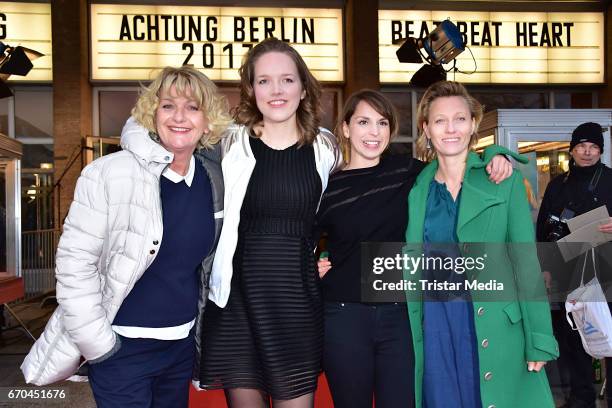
top-left (0, 42), bottom-right (44, 98)
top-left (396, 20), bottom-right (466, 87)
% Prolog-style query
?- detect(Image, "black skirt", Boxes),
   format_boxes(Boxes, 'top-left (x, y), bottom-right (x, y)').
top-left (201, 233), bottom-right (323, 399)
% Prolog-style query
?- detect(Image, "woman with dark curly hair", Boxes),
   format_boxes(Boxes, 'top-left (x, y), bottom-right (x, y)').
top-left (200, 37), bottom-right (342, 408)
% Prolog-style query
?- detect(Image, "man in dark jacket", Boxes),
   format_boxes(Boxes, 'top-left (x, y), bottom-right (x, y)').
top-left (537, 122), bottom-right (612, 408)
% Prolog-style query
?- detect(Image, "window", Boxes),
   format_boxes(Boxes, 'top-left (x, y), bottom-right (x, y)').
top-left (10, 87), bottom-right (54, 231)
top-left (99, 90), bottom-right (139, 136)
top-left (0, 98), bottom-right (9, 135)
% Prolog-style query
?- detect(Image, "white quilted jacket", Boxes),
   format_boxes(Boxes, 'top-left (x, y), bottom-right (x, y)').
top-left (21, 117), bottom-right (224, 385)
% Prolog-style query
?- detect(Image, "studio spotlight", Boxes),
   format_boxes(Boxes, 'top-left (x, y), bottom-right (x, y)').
top-left (396, 20), bottom-right (466, 87)
top-left (0, 41), bottom-right (44, 98)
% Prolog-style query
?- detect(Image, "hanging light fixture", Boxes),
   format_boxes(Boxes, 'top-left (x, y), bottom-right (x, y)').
top-left (395, 20), bottom-right (466, 87)
top-left (0, 41), bottom-right (45, 98)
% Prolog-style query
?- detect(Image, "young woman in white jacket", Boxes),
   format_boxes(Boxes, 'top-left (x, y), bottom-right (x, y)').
top-left (201, 38), bottom-right (341, 408)
top-left (21, 66), bottom-right (230, 408)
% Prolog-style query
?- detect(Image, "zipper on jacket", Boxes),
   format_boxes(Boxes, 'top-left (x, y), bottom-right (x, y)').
top-left (123, 164), bottom-right (165, 299)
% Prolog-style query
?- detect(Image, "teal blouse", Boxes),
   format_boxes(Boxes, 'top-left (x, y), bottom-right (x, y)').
top-left (423, 180), bottom-right (461, 244)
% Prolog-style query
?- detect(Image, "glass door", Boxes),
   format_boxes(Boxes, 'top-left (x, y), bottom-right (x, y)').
top-left (0, 134), bottom-right (22, 276)
top-left (84, 136), bottom-right (121, 165)
top-left (476, 109), bottom-right (611, 220)
top-left (515, 140), bottom-right (569, 211)
top-left (474, 129), bottom-right (574, 221)
top-left (507, 132), bottom-right (573, 219)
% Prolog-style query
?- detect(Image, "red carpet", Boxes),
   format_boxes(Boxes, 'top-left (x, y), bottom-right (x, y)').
top-left (189, 374), bottom-right (334, 407)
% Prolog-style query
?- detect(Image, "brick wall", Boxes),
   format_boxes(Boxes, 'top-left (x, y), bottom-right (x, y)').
top-left (52, 0), bottom-right (92, 227)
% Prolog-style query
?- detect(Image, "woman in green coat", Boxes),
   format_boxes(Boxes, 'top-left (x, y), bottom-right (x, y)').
top-left (404, 81), bottom-right (559, 408)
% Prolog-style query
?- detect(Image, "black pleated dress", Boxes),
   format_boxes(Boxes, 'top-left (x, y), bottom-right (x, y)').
top-left (201, 137), bottom-right (323, 400)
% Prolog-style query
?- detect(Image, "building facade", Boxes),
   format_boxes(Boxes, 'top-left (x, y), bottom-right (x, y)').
top-left (0, 0), bottom-right (610, 232)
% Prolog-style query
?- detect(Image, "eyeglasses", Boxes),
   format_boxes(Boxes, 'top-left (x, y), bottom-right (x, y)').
top-left (573, 144), bottom-right (601, 154)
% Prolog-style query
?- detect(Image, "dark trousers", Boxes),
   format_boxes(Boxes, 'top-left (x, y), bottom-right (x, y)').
top-left (88, 333), bottom-right (195, 408)
top-left (552, 310), bottom-right (596, 407)
top-left (606, 357), bottom-right (612, 405)
top-left (323, 301), bottom-right (415, 408)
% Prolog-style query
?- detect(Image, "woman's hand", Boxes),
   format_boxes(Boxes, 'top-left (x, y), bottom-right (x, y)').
top-left (598, 218), bottom-right (612, 234)
top-left (318, 258), bottom-right (332, 278)
top-left (527, 361), bottom-right (546, 372)
top-left (486, 155), bottom-right (513, 184)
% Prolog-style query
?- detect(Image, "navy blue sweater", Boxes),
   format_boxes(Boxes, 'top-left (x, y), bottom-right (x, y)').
top-left (114, 161), bottom-right (215, 327)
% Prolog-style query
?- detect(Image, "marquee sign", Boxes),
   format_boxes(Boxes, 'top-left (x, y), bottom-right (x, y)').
top-left (0, 2), bottom-right (52, 82)
top-left (379, 10), bottom-right (604, 84)
top-left (91, 4), bottom-right (344, 82)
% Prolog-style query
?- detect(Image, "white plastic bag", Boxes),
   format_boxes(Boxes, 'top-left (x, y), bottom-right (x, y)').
top-left (565, 248), bottom-right (612, 358)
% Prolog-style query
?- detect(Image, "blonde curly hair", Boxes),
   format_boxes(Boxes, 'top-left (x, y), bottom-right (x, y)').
top-left (132, 66), bottom-right (231, 150)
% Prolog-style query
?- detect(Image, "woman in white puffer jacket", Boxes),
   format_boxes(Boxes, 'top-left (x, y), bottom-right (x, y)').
top-left (21, 66), bottom-right (229, 407)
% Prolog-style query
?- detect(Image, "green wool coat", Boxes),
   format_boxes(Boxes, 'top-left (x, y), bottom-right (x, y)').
top-left (404, 147), bottom-right (559, 408)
